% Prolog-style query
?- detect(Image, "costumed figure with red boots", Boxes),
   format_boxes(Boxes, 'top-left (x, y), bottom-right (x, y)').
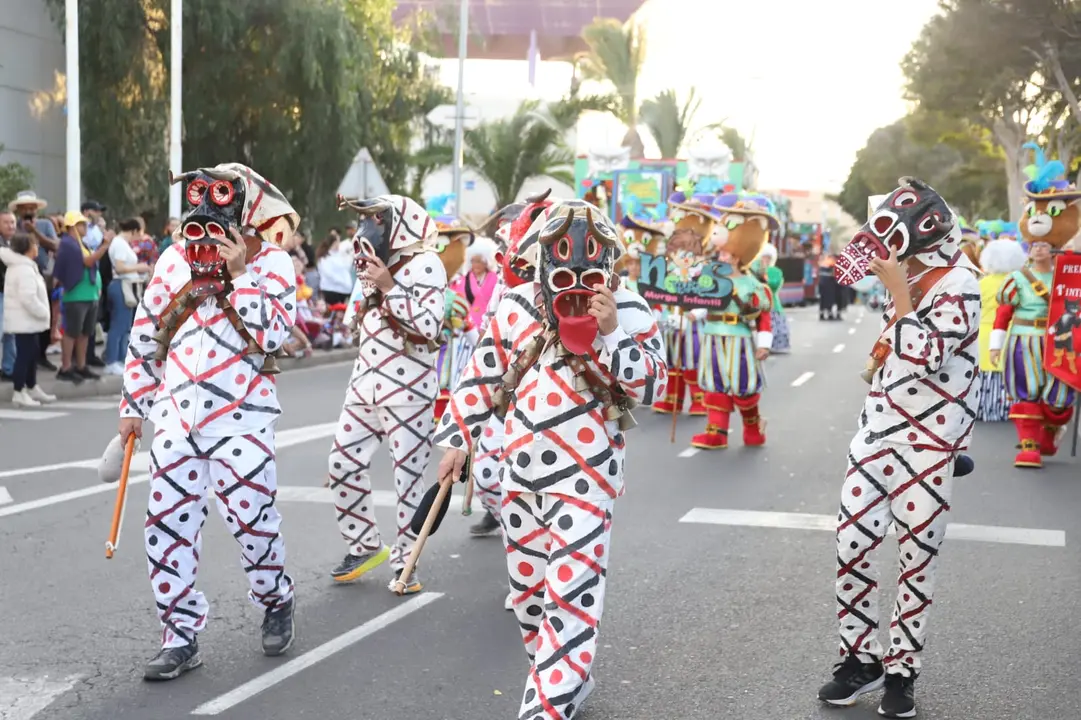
top-left (819, 178), bottom-right (980, 718)
top-left (466, 191), bottom-right (553, 540)
top-left (989, 144), bottom-right (1079, 468)
top-left (653, 191), bottom-right (716, 416)
top-left (117, 163), bottom-right (301, 680)
top-left (690, 193), bottom-right (775, 450)
top-left (434, 199), bottom-right (667, 720)
top-left (326, 194), bottom-right (446, 593)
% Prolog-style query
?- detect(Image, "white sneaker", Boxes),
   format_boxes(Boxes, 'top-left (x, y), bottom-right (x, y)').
top-left (12, 390), bottom-right (41, 408)
top-left (104, 363), bottom-right (124, 376)
top-left (27, 386), bottom-right (56, 403)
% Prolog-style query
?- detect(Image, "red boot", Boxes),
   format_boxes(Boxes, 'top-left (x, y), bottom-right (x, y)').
top-left (433, 391), bottom-right (451, 421)
top-left (733, 394), bottom-right (766, 446)
top-left (686, 379), bottom-right (708, 416)
top-left (1010, 402), bottom-right (1044, 468)
top-left (691, 393), bottom-right (732, 449)
top-left (1039, 403), bottom-right (1074, 456)
top-left (653, 370), bottom-right (685, 414)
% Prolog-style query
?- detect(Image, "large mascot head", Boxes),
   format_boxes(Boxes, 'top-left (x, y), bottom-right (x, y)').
top-left (523, 199), bottom-right (623, 355)
top-left (502, 189), bottom-right (554, 288)
top-left (337, 193), bottom-right (435, 296)
top-left (1019, 143), bottom-right (1081, 250)
top-left (666, 191), bottom-right (717, 254)
top-left (709, 192), bottom-right (778, 269)
top-left (835, 177), bottom-right (972, 286)
top-left (170, 163), bottom-right (299, 276)
top-left (432, 217), bottom-right (474, 280)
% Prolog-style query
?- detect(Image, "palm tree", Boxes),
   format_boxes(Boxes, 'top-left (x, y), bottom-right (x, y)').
top-left (701, 121), bottom-right (754, 162)
top-left (577, 18), bottom-right (648, 157)
top-left (640, 88), bottom-right (702, 158)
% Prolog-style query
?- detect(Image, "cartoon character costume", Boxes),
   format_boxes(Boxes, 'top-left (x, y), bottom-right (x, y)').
top-left (468, 193), bottom-right (552, 538)
top-left (652, 192), bottom-right (715, 416)
top-left (119, 163), bottom-right (301, 680)
top-left (990, 145), bottom-right (1079, 467)
top-left (976, 239), bottom-right (1027, 422)
top-left (820, 178), bottom-right (981, 717)
top-left (431, 217), bottom-right (474, 420)
top-left (434, 200), bottom-right (667, 720)
top-left (327, 194), bottom-right (446, 592)
top-left (690, 193), bottom-right (774, 450)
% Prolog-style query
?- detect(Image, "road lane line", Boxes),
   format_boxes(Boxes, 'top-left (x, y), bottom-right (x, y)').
top-left (0, 487), bottom-right (12, 505)
top-left (47, 400), bottom-right (121, 411)
top-left (791, 371), bottom-right (814, 387)
top-left (848, 327), bottom-right (856, 335)
top-left (275, 487), bottom-right (481, 513)
top-left (679, 508), bottom-right (1066, 547)
top-left (832, 344), bottom-right (845, 353)
top-left (0, 423), bottom-right (339, 518)
top-left (0, 408), bottom-right (68, 420)
top-left (677, 448), bottom-right (700, 458)
top-left (0, 674), bottom-right (82, 720)
top-left (190, 593), bottom-right (443, 716)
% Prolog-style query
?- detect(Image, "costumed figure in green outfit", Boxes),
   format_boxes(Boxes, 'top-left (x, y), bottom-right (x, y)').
top-left (750, 242), bottom-right (789, 354)
top-left (690, 192), bottom-right (776, 449)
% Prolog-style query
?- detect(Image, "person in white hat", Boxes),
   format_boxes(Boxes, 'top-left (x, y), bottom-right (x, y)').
top-left (9, 191), bottom-right (61, 371)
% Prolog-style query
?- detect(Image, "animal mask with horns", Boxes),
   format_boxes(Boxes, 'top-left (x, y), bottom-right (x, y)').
top-left (337, 193), bottom-right (435, 297)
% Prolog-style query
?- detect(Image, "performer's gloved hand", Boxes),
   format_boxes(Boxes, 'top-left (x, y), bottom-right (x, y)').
top-left (438, 448), bottom-right (469, 485)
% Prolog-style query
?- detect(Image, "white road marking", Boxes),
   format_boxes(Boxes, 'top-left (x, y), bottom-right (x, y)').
top-left (190, 593), bottom-right (443, 715)
top-left (791, 371), bottom-right (814, 387)
top-left (848, 327), bottom-right (856, 335)
top-left (0, 487), bottom-right (12, 505)
top-left (0, 408), bottom-right (69, 420)
top-left (0, 674), bottom-right (81, 720)
top-left (832, 343), bottom-right (845, 353)
top-left (677, 448), bottom-right (700, 458)
top-left (679, 508), bottom-right (1066, 547)
top-left (47, 400), bottom-right (120, 411)
top-left (274, 486), bottom-right (482, 513)
top-left (0, 423), bottom-right (339, 518)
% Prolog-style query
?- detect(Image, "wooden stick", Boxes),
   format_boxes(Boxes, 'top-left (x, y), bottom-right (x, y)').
top-left (461, 460), bottom-right (474, 516)
top-left (669, 311), bottom-right (686, 444)
top-left (393, 476), bottom-right (453, 596)
top-left (105, 434), bottom-right (137, 559)
top-left (1072, 393), bottom-right (1080, 458)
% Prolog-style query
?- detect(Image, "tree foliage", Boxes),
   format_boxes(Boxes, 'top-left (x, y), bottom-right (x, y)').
top-left (44, 0), bottom-right (447, 231)
top-left (640, 88), bottom-right (701, 159)
top-left (577, 18), bottom-right (647, 157)
top-left (0, 147), bottom-right (36, 208)
top-left (838, 113), bottom-right (1007, 224)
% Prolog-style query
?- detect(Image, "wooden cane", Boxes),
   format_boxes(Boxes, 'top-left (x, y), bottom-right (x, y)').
top-left (462, 463), bottom-right (475, 516)
top-left (669, 310), bottom-right (686, 444)
top-left (105, 434), bottom-right (137, 559)
top-left (393, 476), bottom-right (454, 596)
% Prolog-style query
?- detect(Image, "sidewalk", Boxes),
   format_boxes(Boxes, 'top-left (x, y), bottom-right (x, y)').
top-left (0, 348), bottom-right (357, 404)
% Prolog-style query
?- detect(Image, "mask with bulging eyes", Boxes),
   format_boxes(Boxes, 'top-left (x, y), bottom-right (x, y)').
top-left (530, 200), bottom-right (623, 355)
top-left (336, 194), bottom-right (435, 297)
top-left (179, 172), bottom-right (247, 276)
top-left (836, 177), bottom-right (954, 286)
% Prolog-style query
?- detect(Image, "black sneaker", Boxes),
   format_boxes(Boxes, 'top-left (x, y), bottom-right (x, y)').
top-left (261, 597), bottom-right (295, 656)
top-left (330, 546), bottom-right (389, 583)
top-left (87, 356), bottom-right (106, 368)
top-left (56, 369), bottom-right (84, 384)
top-left (143, 641), bottom-right (201, 681)
top-left (818, 656), bottom-right (885, 706)
top-left (953, 454), bottom-right (974, 477)
top-left (38, 358), bottom-right (58, 372)
top-left (76, 366), bottom-right (100, 380)
top-left (470, 510), bottom-right (501, 537)
top-left (0, 372), bottom-right (12, 383)
top-left (878, 674), bottom-right (916, 718)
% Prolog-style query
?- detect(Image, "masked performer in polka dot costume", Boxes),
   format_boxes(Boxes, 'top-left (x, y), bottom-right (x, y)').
top-left (327, 194), bottom-right (446, 594)
top-left (691, 193), bottom-right (775, 450)
top-left (818, 178), bottom-right (980, 719)
top-left (434, 199), bottom-right (667, 720)
top-left (117, 163), bottom-right (301, 681)
top-left (652, 192), bottom-right (716, 416)
top-left (989, 145), bottom-right (1080, 468)
top-left (467, 192), bottom-right (553, 539)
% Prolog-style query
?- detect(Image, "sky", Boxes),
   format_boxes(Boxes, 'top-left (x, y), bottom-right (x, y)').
top-left (436, 0), bottom-right (943, 193)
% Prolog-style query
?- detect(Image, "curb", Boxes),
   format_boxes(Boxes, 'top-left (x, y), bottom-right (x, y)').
top-left (0, 348), bottom-right (356, 404)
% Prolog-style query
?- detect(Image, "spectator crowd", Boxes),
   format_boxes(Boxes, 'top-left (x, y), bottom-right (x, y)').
top-left (0, 191), bottom-right (366, 406)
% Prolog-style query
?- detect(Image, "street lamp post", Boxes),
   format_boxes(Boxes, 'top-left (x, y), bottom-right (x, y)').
top-left (451, 0), bottom-right (469, 213)
top-left (168, 0), bottom-right (183, 219)
top-left (64, 0), bottom-right (80, 210)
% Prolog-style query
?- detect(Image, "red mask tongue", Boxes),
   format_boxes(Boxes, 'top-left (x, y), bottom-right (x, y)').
top-left (559, 315), bottom-right (599, 355)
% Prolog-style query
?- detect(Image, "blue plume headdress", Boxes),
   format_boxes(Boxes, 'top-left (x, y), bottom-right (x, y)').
top-left (1022, 143), bottom-right (1069, 195)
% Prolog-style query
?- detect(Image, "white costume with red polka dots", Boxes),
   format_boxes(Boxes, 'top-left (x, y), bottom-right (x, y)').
top-left (120, 241), bottom-right (298, 649)
top-left (434, 282), bottom-right (667, 720)
top-left (834, 266), bottom-right (980, 678)
top-left (328, 251), bottom-right (447, 570)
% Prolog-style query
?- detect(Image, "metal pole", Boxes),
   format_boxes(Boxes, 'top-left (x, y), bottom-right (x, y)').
top-left (451, 0), bottom-right (469, 212)
top-left (168, 0), bottom-right (183, 218)
top-left (64, 0), bottom-right (80, 210)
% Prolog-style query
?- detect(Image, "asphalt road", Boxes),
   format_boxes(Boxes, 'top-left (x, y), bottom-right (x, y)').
top-left (1, 305), bottom-right (1078, 720)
